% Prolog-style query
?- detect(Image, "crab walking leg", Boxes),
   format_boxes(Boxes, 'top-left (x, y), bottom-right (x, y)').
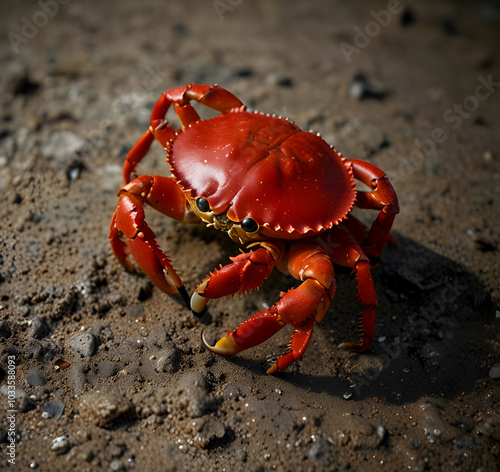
top-left (165, 84), bottom-right (245, 115)
top-left (202, 242), bottom-right (336, 374)
top-left (122, 96), bottom-right (177, 184)
top-left (109, 175), bottom-right (194, 306)
top-left (325, 228), bottom-right (378, 353)
top-left (191, 241), bottom-right (284, 316)
top-left (266, 243), bottom-right (336, 374)
top-left (341, 214), bottom-right (397, 251)
top-left (266, 318), bottom-right (317, 375)
top-left (347, 159), bottom-right (399, 261)
top-left (122, 130), bottom-right (155, 184)
top-left (123, 84), bottom-right (245, 183)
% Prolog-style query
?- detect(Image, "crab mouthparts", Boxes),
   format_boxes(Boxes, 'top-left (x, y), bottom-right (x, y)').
top-left (213, 214), bottom-right (233, 231)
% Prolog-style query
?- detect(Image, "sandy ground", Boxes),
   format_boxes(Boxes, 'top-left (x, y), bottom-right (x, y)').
top-left (0, 0), bottom-right (499, 471)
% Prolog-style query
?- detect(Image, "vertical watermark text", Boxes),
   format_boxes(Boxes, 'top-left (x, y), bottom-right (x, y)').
top-left (6, 355), bottom-right (17, 465)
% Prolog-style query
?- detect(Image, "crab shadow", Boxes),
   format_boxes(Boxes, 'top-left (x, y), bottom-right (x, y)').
top-left (187, 228), bottom-right (495, 405)
top-left (270, 234), bottom-right (495, 404)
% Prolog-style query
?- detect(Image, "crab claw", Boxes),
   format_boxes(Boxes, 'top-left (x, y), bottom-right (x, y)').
top-left (201, 309), bottom-right (286, 357)
top-left (109, 175), bottom-right (191, 307)
top-left (201, 331), bottom-right (239, 355)
top-left (202, 312), bottom-right (316, 375)
top-left (191, 291), bottom-right (209, 317)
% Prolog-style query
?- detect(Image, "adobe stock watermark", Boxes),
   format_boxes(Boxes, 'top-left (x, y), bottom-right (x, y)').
top-left (6, 355), bottom-right (17, 465)
top-left (213, 0), bottom-right (243, 21)
top-left (7, 0), bottom-right (71, 54)
top-left (340, 0), bottom-right (413, 64)
top-left (388, 74), bottom-right (499, 186)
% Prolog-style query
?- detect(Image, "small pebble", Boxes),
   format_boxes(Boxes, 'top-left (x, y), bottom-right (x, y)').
top-left (66, 332), bottom-right (97, 358)
top-left (28, 317), bottom-right (50, 339)
top-left (51, 435), bottom-right (71, 455)
top-left (348, 73), bottom-right (387, 100)
top-left (489, 363), bottom-right (500, 379)
top-left (266, 72), bottom-right (294, 87)
top-left (154, 344), bottom-right (181, 374)
top-left (25, 368), bottom-right (46, 387)
top-left (41, 401), bottom-right (65, 419)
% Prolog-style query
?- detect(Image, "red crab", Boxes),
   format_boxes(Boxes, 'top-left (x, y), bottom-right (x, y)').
top-left (109, 84), bottom-right (399, 374)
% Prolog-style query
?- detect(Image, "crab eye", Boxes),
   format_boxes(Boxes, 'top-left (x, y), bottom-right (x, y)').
top-left (241, 217), bottom-right (259, 233)
top-left (196, 197), bottom-right (210, 213)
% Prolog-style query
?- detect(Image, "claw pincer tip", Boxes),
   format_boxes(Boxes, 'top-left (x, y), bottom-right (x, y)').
top-left (201, 331), bottom-right (239, 355)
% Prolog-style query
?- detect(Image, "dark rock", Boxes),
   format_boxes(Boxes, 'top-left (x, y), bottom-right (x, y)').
top-left (489, 363), bottom-right (500, 379)
top-left (0, 321), bottom-right (12, 338)
top-left (235, 68), bottom-right (253, 78)
top-left (25, 368), bottom-right (46, 387)
top-left (66, 332), bottom-right (97, 358)
top-left (41, 401), bottom-right (65, 419)
top-left (266, 72), bottom-right (294, 87)
top-left (401, 8), bottom-right (415, 27)
top-left (4, 62), bottom-right (39, 95)
top-left (348, 73), bottom-right (388, 100)
top-left (28, 317), bottom-right (50, 339)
